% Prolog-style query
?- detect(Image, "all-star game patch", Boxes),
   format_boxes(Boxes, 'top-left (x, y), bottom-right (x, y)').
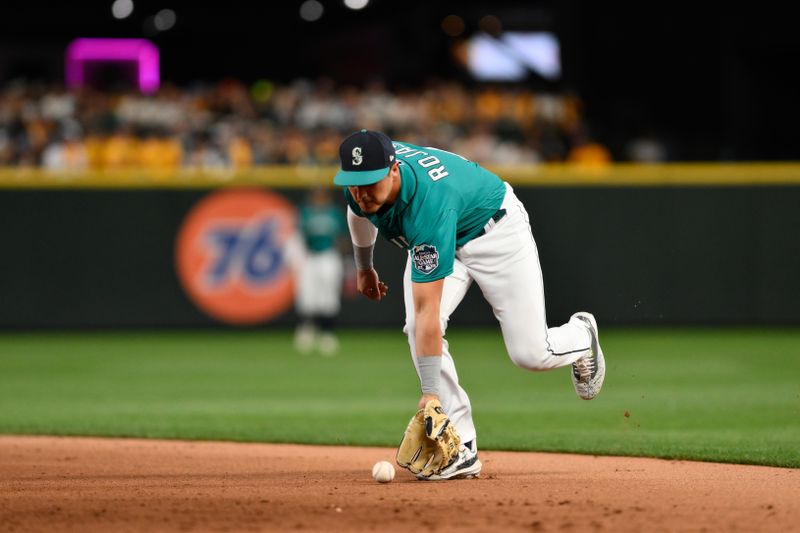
top-left (412, 244), bottom-right (439, 275)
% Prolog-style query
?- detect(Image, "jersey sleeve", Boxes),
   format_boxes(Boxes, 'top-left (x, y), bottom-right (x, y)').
top-left (409, 209), bottom-right (457, 283)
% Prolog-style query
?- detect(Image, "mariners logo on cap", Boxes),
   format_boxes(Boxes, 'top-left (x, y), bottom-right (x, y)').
top-left (412, 244), bottom-right (439, 275)
top-left (334, 129), bottom-right (397, 186)
top-left (352, 147), bottom-right (363, 166)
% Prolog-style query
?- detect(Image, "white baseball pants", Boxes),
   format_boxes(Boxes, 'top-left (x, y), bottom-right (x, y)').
top-left (402, 183), bottom-right (592, 443)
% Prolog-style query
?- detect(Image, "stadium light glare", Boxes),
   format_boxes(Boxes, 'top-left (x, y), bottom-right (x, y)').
top-left (154, 9), bottom-right (176, 31)
top-left (466, 31), bottom-right (561, 81)
top-left (111, 0), bottom-right (134, 20)
top-left (299, 0), bottom-right (324, 22)
top-left (344, 0), bottom-right (369, 10)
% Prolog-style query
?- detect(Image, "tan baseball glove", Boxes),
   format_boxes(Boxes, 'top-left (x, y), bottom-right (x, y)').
top-left (396, 399), bottom-right (461, 477)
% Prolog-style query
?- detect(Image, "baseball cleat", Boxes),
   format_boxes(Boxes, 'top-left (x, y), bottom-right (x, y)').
top-left (293, 324), bottom-right (315, 354)
top-left (317, 333), bottom-right (339, 357)
top-left (570, 312), bottom-right (606, 400)
top-left (418, 440), bottom-right (482, 481)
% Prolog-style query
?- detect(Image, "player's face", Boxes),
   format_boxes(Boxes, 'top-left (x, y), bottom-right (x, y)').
top-left (348, 169), bottom-right (394, 214)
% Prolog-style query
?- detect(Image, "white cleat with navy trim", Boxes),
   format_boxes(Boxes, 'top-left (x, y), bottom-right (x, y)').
top-left (419, 440), bottom-right (482, 481)
top-left (570, 312), bottom-right (606, 400)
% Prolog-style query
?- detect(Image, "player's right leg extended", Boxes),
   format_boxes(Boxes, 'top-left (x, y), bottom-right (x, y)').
top-left (457, 185), bottom-right (606, 399)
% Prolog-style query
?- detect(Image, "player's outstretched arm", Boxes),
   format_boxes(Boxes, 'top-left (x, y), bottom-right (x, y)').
top-left (347, 205), bottom-right (386, 301)
top-left (412, 279), bottom-right (444, 408)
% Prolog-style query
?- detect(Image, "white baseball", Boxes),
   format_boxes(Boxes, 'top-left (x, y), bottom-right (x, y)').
top-left (371, 460), bottom-right (395, 483)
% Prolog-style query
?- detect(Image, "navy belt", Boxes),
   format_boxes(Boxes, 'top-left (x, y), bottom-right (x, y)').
top-left (476, 208), bottom-right (507, 237)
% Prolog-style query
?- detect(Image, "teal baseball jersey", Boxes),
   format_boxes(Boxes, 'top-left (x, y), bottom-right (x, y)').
top-left (299, 204), bottom-right (345, 253)
top-left (345, 141), bottom-right (506, 282)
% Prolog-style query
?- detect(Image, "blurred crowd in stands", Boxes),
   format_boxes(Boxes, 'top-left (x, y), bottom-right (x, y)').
top-left (0, 78), bottom-right (656, 171)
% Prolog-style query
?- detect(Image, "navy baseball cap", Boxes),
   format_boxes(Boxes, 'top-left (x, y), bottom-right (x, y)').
top-left (334, 129), bottom-right (396, 186)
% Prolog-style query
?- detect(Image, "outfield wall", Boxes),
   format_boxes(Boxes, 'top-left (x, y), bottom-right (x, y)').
top-left (1, 164), bottom-right (799, 328)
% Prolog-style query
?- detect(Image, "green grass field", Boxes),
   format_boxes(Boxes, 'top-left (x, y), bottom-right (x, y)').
top-left (1, 328), bottom-right (798, 467)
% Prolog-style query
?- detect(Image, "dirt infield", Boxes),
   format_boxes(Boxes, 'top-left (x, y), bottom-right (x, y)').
top-left (1, 436), bottom-right (797, 532)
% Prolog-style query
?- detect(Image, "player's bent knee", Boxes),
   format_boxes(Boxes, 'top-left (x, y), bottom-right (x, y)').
top-left (507, 346), bottom-right (552, 371)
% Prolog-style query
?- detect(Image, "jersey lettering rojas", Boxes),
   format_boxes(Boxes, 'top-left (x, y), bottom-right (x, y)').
top-left (394, 144), bottom-right (449, 181)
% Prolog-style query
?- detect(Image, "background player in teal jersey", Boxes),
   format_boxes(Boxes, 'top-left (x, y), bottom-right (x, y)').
top-left (334, 130), bottom-right (606, 480)
top-left (290, 186), bottom-right (347, 356)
